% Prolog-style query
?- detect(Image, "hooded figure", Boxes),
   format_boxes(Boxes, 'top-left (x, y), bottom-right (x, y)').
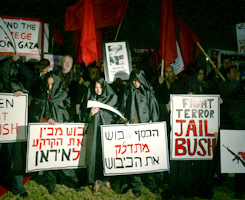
top-left (0, 56), bottom-right (33, 93)
top-left (29, 72), bottom-right (70, 123)
top-left (80, 77), bottom-right (118, 193)
top-left (123, 69), bottom-right (159, 123)
top-left (120, 69), bottom-right (160, 197)
top-left (0, 55), bottom-right (33, 198)
top-left (29, 73), bottom-right (80, 194)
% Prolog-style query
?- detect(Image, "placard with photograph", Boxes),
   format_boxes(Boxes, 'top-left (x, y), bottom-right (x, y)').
top-left (102, 41), bottom-right (132, 83)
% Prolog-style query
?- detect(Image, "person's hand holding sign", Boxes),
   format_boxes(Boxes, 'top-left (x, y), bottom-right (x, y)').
top-left (90, 107), bottom-right (100, 117)
top-left (48, 118), bottom-right (56, 125)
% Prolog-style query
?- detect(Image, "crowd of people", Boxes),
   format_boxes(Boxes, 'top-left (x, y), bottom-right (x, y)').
top-left (0, 54), bottom-right (245, 199)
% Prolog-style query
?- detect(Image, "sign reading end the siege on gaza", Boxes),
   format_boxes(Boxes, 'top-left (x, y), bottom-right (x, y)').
top-left (0, 16), bottom-right (43, 57)
top-left (170, 95), bottom-right (220, 160)
top-left (0, 93), bottom-right (28, 143)
top-left (26, 123), bottom-right (86, 172)
top-left (101, 122), bottom-right (169, 176)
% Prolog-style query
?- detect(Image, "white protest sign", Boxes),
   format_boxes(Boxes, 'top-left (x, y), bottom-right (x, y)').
top-left (170, 95), bottom-right (219, 160)
top-left (103, 41), bottom-right (132, 83)
top-left (0, 93), bottom-right (28, 143)
top-left (26, 123), bottom-right (87, 172)
top-left (236, 23), bottom-right (245, 54)
top-left (170, 42), bottom-right (184, 75)
top-left (220, 129), bottom-right (245, 173)
top-left (0, 16), bottom-right (43, 57)
top-left (101, 122), bottom-right (169, 176)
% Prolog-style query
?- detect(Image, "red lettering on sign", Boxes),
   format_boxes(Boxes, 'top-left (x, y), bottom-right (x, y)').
top-left (175, 138), bottom-right (186, 155)
top-left (175, 120), bottom-right (186, 136)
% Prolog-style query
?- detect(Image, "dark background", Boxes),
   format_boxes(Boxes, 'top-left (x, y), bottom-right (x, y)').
top-left (1, 0), bottom-right (245, 55)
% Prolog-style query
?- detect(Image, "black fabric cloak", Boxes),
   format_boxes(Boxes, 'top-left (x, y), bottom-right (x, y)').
top-left (0, 57), bottom-right (33, 93)
top-left (119, 70), bottom-right (160, 194)
top-left (29, 73), bottom-right (80, 192)
top-left (80, 77), bottom-right (118, 183)
top-left (122, 69), bottom-right (159, 123)
top-left (29, 73), bottom-right (70, 123)
top-left (0, 57), bottom-right (33, 195)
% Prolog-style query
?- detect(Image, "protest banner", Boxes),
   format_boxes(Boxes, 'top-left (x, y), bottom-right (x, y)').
top-left (26, 123), bottom-right (87, 172)
top-left (0, 93), bottom-right (28, 143)
top-left (170, 95), bottom-right (219, 160)
top-left (236, 23), bottom-right (245, 54)
top-left (101, 122), bottom-right (169, 176)
top-left (0, 16), bottom-right (44, 57)
top-left (102, 41), bottom-right (132, 83)
top-left (220, 129), bottom-right (245, 173)
top-left (169, 42), bottom-right (184, 75)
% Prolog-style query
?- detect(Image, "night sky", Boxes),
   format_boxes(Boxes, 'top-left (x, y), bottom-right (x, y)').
top-left (1, 0), bottom-right (245, 52)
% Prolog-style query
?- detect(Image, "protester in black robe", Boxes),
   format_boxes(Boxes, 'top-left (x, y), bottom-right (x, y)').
top-left (168, 67), bottom-right (216, 199)
top-left (0, 55), bottom-right (33, 197)
top-left (119, 69), bottom-right (160, 197)
top-left (29, 72), bottom-right (80, 193)
top-left (29, 72), bottom-right (70, 123)
top-left (80, 77), bottom-right (118, 194)
top-left (0, 55), bottom-right (33, 95)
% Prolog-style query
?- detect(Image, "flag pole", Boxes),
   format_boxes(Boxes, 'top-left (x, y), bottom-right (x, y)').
top-left (196, 42), bottom-right (225, 82)
top-left (161, 59), bottom-right (164, 77)
top-left (114, 23), bottom-right (122, 41)
top-left (114, 0), bottom-right (130, 41)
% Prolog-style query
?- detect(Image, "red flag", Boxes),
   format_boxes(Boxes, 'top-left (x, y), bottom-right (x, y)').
top-left (96, 28), bottom-right (103, 65)
top-left (64, 0), bottom-right (83, 31)
top-left (94, 0), bottom-right (129, 28)
top-left (65, 0), bottom-right (129, 66)
top-left (52, 29), bottom-right (64, 45)
top-left (178, 17), bottom-right (200, 67)
top-left (72, 30), bottom-right (81, 61)
top-left (65, 0), bottom-right (129, 30)
top-left (160, 0), bottom-right (177, 68)
top-left (79, 0), bottom-right (98, 66)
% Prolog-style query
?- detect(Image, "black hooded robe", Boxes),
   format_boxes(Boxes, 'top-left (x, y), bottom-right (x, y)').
top-left (0, 57), bottom-right (33, 196)
top-left (80, 77), bottom-right (118, 184)
top-left (29, 73), bottom-right (79, 192)
top-left (120, 70), bottom-right (160, 195)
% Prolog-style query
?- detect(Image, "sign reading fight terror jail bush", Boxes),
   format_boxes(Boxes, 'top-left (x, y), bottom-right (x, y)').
top-left (0, 93), bottom-right (28, 143)
top-left (0, 16), bottom-right (43, 57)
top-left (220, 130), bottom-right (245, 173)
top-left (101, 122), bottom-right (169, 176)
top-left (170, 95), bottom-right (219, 160)
top-left (26, 123), bottom-right (86, 172)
